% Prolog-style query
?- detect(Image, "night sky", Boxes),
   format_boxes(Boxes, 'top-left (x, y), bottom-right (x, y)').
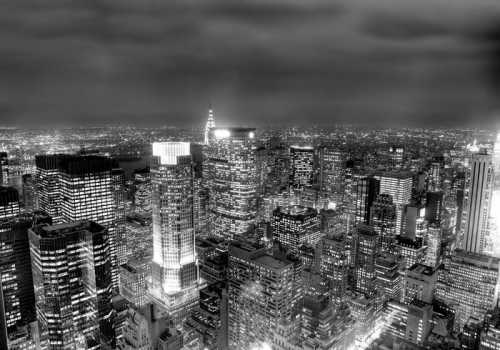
top-left (2, 0), bottom-right (500, 128)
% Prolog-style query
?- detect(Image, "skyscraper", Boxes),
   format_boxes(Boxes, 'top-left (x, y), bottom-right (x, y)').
top-left (319, 147), bottom-right (345, 202)
top-left (319, 233), bottom-right (349, 304)
top-left (0, 186), bottom-right (20, 219)
top-left (29, 221), bottom-right (111, 350)
top-left (460, 151), bottom-right (494, 254)
top-left (0, 210), bottom-right (51, 350)
top-left (375, 171), bottom-right (413, 236)
top-left (112, 168), bottom-right (127, 266)
top-left (149, 142), bottom-right (200, 324)
top-left (271, 205), bottom-right (321, 254)
top-left (204, 128), bottom-right (258, 239)
top-left (290, 145), bottom-right (315, 188)
top-left (354, 176), bottom-right (380, 225)
top-left (228, 240), bottom-right (301, 349)
top-left (0, 152), bottom-right (8, 186)
top-left (35, 154), bottom-right (120, 288)
top-left (204, 106), bottom-right (216, 145)
top-left (436, 250), bottom-right (500, 331)
top-left (352, 224), bottom-right (379, 296)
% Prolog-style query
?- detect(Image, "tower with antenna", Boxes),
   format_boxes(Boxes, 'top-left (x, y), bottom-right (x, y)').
top-left (204, 104), bottom-right (216, 144)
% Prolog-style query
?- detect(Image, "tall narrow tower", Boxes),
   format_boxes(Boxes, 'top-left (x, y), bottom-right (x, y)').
top-left (204, 106), bottom-right (216, 145)
top-left (149, 142), bottom-right (200, 324)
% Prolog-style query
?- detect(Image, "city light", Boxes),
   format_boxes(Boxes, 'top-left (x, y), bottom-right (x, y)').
top-left (214, 128), bottom-right (231, 139)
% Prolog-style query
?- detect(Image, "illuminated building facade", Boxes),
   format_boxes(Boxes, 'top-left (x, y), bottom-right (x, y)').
top-left (403, 263), bottom-right (436, 304)
top-left (319, 147), bottom-right (345, 202)
top-left (149, 142), bottom-right (200, 323)
top-left (34, 155), bottom-right (64, 223)
top-left (370, 194), bottom-right (397, 254)
top-left (228, 241), bottom-right (302, 349)
top-left (0, 211), bottom-right (51, 350)
top-left (112, 168), bottom-right (127, 266)
top-left (204, 106), bottom-right (216, 145)
top-left (460, 151), bottom-right (494, 255)
top-left (375, 172), bottom-right (413, 236)
top-left (436, 250), bottom-right (500, 331)
top-left (290, 145), bottom-right (315, 188)
top-left (29, 221), bottom-right (110, 350)
top-left (375, 253), bottom-right (402, 303)
top-left (119, 259), bottom-right (149, 309)
top-left (425, 224), bottom-right (442, 268)
top-left (271, 205), bottom-right (320, 254)
top-left (354, 176), bottom-right (380, 225)
top-left (353, 224), bottom-right (379, 296)
top-left (0, 187), bottom-right (20, 219)
top-left (204, 128), bottom-right (258, 239)
top-left (319, 233), bottom-right (349, 303)
top-left (0, 152), bottom-right (8, 186)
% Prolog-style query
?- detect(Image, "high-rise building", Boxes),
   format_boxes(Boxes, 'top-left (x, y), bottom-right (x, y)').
top-left (227, 240), bottom-right (302, 349)
top-left (425, 224), bottom-right (442, 268)
top-left (375, 171), bottom-right (413, 236)
top-left (119, 259), bottom-right (149, 309)
top-left (35, 154), bottom-right (120, 289)
top-left (370, 194), bottom-right (397, 238)
top-left (0, 186), bottom-right (20, 219)
top-left (425, 191), bottom-right (443, 225)
top-left (34, 155), bottom-right (64, 223)
top-left (436, 250), bottom-right (500, 331)
top-left (402, 203), bottom-right (426, 240)
top-left (388, 145), bottom-right (404, 168)
top-left (0, 211), bottom-right (51, 350)
top-left (204, 106), bottom-right (216, 145)
top-left (22, 174), bottom-right (35, 212)
top-left (375, 253), bottom-right (402, 304)
top-left (29, 221), bottom-right (112, 350)
top-left (354, 176), bottom-right (380, 225)
top-left (319, 233), bottom-right (349, 303)
top-left (352, 224), bottom-right (379, 296)
top-left (112, 168), bottom-right (127, 266)
top-left (460, 151), bottom-right (494, 255)
top-left (319, 147), bottom-right (345, 202)
top-left (204, 128), bottom-right (258, 239)
top-left (290, 145), bottom-right (315, 188)
top-left (149, 142), bottom-right (200, 325)
top-left (271, 205), bottom-right (321, 254)
top-left (0, 152), bottom-right (8, 186)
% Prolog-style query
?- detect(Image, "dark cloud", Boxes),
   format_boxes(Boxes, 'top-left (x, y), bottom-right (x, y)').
top-left (0, 0), bottom-right (500, 128)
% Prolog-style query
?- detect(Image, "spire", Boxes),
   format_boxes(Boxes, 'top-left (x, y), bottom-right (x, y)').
top-left (204, 104), bottom-right (216, 144)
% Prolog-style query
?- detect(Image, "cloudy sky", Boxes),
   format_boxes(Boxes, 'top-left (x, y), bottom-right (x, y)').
top-left (1, 0), bottom-right (500, 128)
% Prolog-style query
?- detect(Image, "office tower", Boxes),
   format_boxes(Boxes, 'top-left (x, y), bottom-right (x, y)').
top-left (375, 171), bottom-right (413, 236)
top-left (319, 233), bottom-right (349, 303)
top-left (119, 259), bottom-right (149, 309)
top-left (375, 253), bottom-right (402, 304)
top-left (396, 236), bottom-right (426, 270)
top-left (402, 203), bottom-right (426, 240)
top-left (425, 191), bottom-right (443, 224)
top-left (370, 194), bottom-right (397, 237)
top-left (22, 174), bottom-right (35, 211)
top-left (263, 143), bottom-right (290, 195)
top-left (354, 176), bottom-right (380, 225)
top-left (460, 151), bottom-right (494, 254)
top-left (319, 208), bottom-right (345, 235)
top-left (436, 250), bottom-right (500, 331)
top-left (290, 145), bottom-right (315, 188)
top-left (29, 221), bottom-right (112, 349)
top-left (425, 224), bottom-right (442, 268)
top-left (133, 167), bottom-right (152, 215)
top-left (403, 263), bottom-right (436, 304)
top-left (34, 155), bottom-right (64, 223)
top-left (112, 168), bottom-right (127, 265)
top-left (319, 146), bottom-right (345, 202)
top-left (492, 133), bottom-right (500, 256)
top-left (0, 187), bottom-right (20, 219)
top-left (271, 205), bottom-right (321, 254)
top-left (227, 241), bottom-right (302, 349)
top-left (149, 142), bottom-right (200, 324)
top-left (352, 224), bottom-right (379, 296)
top-left (204, 106), bottom-right (216, 145)
top-left (56, 155), bottom-right (118, 291)
top-left (204, 128), bottom-right (258, 239)
top-left (0, 211), bottom-right (51, 350)
top-left (0, 152), bottom-right (8, 186)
